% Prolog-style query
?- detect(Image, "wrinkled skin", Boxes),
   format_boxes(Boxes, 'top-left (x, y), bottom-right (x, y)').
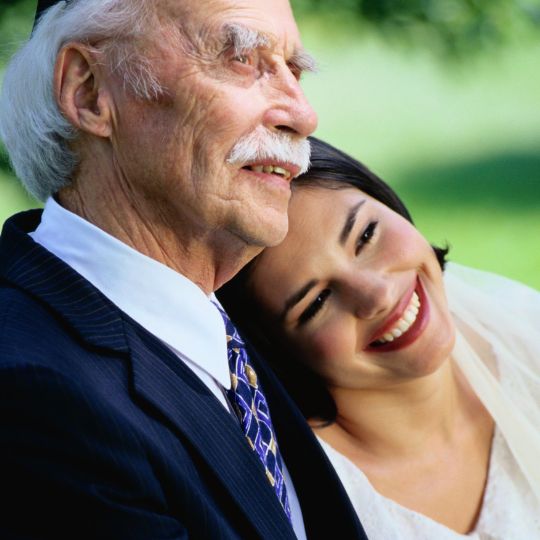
top-left (57, 0), bottom-right (317, 292)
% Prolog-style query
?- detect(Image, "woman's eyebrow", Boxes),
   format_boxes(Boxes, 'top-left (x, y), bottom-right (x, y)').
top-left (339, 200), bottom-right (366, 246)
top-left (282, 279), bottom-right (317, 321)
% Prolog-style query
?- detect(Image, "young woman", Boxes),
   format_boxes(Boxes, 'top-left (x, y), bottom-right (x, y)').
top-left (218, 138), bottom-right (540, 539)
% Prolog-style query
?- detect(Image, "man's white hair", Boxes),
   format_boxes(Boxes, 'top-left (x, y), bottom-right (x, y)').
top-left (0, 0), bottom-right (163, 201)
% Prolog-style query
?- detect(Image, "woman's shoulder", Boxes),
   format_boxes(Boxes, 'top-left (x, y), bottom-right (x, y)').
top-left (445, 263), bottom-right (540, 517)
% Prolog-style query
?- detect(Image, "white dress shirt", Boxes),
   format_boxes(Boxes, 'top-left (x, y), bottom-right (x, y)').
top-left (31, 197), bottom-right (306, 540)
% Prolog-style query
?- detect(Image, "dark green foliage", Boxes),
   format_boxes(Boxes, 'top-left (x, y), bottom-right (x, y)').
top-left (1, 0), bottom-right (538, 56)
top-left (0, 0), bottom-right (34, 62)
top-left (292, 0), bottom-right (540, 55)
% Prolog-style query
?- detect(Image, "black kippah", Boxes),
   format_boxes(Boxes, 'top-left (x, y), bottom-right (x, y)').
top-left (34, 0), bottom-right (71, 27)
top-left (36, 0), bottom-right (61, 17)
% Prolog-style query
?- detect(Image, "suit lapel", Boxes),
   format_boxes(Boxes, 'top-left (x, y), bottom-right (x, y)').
top-left (0, 210), bottom-right (128, 354)
top-left (126, 323), bottom-right (295, 539)
top-left (1, 211), bottom-right (295, 539)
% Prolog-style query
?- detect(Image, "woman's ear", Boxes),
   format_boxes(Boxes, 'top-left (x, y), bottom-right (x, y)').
top-left (54, 43), bottom-right (113, 138)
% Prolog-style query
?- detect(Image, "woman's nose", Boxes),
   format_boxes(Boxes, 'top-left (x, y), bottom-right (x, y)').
top-left (347, 274), bottom-right (393, 321)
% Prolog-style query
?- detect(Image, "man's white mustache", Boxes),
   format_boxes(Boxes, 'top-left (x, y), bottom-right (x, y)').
top-left (226, 129), bottom-right (311, 176)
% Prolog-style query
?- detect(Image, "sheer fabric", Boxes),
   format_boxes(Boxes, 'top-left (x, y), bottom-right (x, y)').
top-left (318, 263), bottom-right (540, 539)
top-left (446, 263), bottom-right (540, 505)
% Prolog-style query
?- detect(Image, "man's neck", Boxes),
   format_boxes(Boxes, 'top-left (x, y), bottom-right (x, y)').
top-left (58, 176), bottom-right (259, 294)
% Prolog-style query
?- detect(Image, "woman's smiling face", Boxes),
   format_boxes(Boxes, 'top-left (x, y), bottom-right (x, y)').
top-left (248, 185), bottom-right (456, 390)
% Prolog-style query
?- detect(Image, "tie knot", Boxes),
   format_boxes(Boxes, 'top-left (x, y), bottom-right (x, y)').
top-left (213, 302), bottom-right (245, 349)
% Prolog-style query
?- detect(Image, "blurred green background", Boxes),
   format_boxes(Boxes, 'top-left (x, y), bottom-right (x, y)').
top-left (1, 0), bottom-right (539, 288)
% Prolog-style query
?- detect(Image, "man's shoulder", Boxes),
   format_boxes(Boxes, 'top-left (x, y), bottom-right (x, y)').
top-left (0, 208), bottom-right (42, 240)
top-left (0, 282), bottom-right (86, 370)
top-left (0, 281), bottom-right (55, 333)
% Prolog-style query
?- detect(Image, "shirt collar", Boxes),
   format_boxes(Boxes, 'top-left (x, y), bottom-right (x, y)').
top-left (30, 197), bottom-right (230, 389)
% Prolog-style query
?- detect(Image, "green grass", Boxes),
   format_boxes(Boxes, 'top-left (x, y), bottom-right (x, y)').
top-left (397, 152), bottom-right (540, 288)
top-left (0, 0), bottom-right (37, 222)
top-left (0, 177), bottom-right (35, 222)
top-left (0, 145), bottom-right (37, 222)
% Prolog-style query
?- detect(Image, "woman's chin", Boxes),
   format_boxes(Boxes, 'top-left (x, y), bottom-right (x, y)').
top-left (397, 321), bottom-right (456, 379)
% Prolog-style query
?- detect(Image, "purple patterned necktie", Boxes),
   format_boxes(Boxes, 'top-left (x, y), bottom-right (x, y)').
top-left (215, 304), bottom-right (292, 521)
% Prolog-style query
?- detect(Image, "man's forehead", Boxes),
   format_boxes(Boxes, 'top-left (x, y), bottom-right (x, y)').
top-left (160, 0), bottom-right (303, 52)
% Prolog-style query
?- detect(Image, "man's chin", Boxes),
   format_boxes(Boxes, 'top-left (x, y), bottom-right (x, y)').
top-left (234, 213), bottom-right (289, 250)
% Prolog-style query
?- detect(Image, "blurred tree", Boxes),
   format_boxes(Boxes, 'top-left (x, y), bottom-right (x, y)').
top-left (0, 0), bottom-right (33, 25)
top-left (292, 0), bottom-right (540, 56)
top-left (1, 0), bottom-right (539, 56)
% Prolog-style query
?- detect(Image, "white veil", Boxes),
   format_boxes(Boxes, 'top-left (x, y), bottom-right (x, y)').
top-left (445, 263), bottom-right (540, 505)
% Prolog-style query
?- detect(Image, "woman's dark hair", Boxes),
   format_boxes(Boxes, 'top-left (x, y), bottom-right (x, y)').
top-left (217, 137), bottom-right (449, 423)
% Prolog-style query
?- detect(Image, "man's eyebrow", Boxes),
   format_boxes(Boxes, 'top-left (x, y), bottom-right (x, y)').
top-left (220, 23), bottom-right (318, 74)
top-left (339, 200), bottom-right (366, 246)
top-left (222, 23), bottom-right (272, 54)
top-left (288, 47), bottom-right (318, 74)
top-left (281, 279), bottom-right (318, 321)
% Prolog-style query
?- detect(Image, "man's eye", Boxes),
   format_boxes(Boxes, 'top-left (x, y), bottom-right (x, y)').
top-left (298, 289), bottom-right (331, 326)
top-left (234, 54), bottom-right (250, 65)
top-left (232, 50), bottom-right (258, 67)
top-left (355, 221), bottom-right (378, 256)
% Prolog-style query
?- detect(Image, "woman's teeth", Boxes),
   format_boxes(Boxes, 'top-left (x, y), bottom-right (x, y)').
top-left (373, 291), bottom-right (420, 345)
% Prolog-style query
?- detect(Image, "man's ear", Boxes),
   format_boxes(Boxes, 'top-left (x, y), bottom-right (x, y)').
top-left (54, 43), bottom-right (113, 138)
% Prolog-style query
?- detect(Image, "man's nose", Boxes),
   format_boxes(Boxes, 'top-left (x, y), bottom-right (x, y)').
top-left (263, 65), bottom-right (318, 138)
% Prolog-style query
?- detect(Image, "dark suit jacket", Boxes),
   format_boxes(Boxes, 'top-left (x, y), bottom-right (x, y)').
top-left (0, 210), bottom-right (367, 540)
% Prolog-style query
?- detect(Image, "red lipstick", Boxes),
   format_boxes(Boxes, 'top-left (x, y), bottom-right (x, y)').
top-left (366, 278), bottom-right (430, 353)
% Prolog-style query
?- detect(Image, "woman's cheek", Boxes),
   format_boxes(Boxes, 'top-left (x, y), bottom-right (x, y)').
top-left (380, 213), bottom-right (429, 268)
top-left (303, 320), bottom-right (355, 381)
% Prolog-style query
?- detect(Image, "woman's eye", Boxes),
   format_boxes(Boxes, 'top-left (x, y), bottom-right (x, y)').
top-left (355, 221), bottom-right (378, 256)
top-left (298, 289), bottom-right (331, 326)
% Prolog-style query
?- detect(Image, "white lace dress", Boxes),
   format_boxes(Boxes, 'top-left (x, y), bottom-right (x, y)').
top-left (318, 265), bottom-right (540, 539)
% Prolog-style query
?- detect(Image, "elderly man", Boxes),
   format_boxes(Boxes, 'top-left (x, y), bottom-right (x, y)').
top-left (0, 1), bottom-right (367, 538)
